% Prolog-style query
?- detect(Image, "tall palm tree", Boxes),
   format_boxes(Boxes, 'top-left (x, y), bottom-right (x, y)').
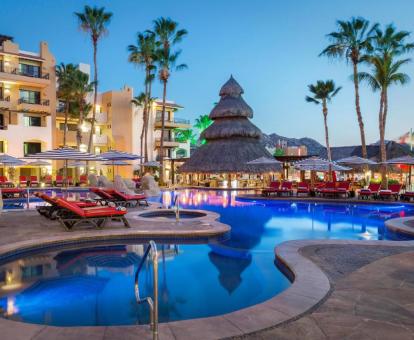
top-left (56, 63), bottom-right (77, 146)
top-left (358, 24), bottom-right (412, 187)
top-left (153, 17), bottom-right (188, 184)
top-left (128, 32), bottom-right (157, 162)
top-left (306, 80), bottom-right (342, 165)
top-left (320, 17), bottom-right (378, 159)
top-left (72, 69), bottom-right (94, 149)
top-left (75, 5), bottom-right (112, 153)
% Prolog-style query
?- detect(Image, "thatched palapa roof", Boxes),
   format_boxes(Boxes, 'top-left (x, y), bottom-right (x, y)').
top-left (179, 76), bottom-right (276, 173)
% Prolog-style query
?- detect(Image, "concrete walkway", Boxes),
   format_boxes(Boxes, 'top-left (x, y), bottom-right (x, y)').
top-left (244, 244), bottom-right (414, 340)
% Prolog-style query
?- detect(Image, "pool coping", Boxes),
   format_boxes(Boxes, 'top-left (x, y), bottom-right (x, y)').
top-left (2, 237), bottom-right (414, 340)
top-left (385, 216), bottom-right (414, 238)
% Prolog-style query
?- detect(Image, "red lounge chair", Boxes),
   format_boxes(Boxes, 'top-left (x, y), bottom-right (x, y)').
top-left (401, 191), bottom-right (414, 201)
top-left (379, 184), bottom-right (402, 200)
top-left (276, 181), bottom-right (293, 196)
top-left (104, 189), bottom-right (149, 207)
top-left (336, 181), bottom-right (351, 198)
top-left (2, 188), bottom-right (25, 199)
top-left (359, 183), bottom-right (381, 199)
top-left (0, 176), bottom-right (13, 187)
top-left (296, 182), bottom-right (310, 196)
top-left (54, 198), bottom-right (130, 231)
top-left (19, 176), bottom-right (28, 187)
top-left (65, 176), bottom-right (74, 186)
top-left (30, 176), bottom-right (39, 187)
top-left (90, 187), bottom-right (117, 204)
top-left (35, 192), bottom-right (98, 219)
top-left (319, 182), bottom-right (337, 197)
top-left (79, 175), bottom-right (88, 186)
top-left (262, 181), bottom-right (280, 196)
top-left (44, 175), bottom-right (53, 186)
top-left (56, 175), bottom-right (64, 186)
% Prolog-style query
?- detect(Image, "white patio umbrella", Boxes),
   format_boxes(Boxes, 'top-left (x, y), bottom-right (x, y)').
top-left (100, 150), bottom-right (142, 180)
top-left (294, 157), bottom-right (351, 172)
top-left (24, 147), bottom-right (103, 186)
top-left (386, 156), bottom-right (414, 187)
top-left (336, 156), bottom-right (377, 166)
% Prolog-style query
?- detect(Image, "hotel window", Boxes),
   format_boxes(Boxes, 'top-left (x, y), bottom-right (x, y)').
top-left (18, 62), bottom-right (40, 78)
top-left (23, 115), bottom-right (42, 127)
top-left (59, 123), bottom-right (77, 131)
top-left (0, 114), bottom-right (4, 130)
top-left (0, 141), bottom-right (4, 153)
top-left (23, 142), bottom-right (41, 156)
top-left (19, 89), bottom-right (40, 104)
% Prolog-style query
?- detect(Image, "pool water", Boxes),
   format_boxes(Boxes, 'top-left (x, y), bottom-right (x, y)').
top-left (0, 189), bottom-right (413, 326)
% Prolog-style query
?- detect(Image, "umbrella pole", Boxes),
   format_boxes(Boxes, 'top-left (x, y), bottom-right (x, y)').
top-left (64, 159), bottom-right (68, 190)
top-left (112, 161), bottom-right (115, 181)
top-left (409, 166), bottom-right (412, 190)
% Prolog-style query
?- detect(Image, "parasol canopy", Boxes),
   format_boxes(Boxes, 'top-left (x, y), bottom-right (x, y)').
top-left (294, 157), bottom-right (351, 172)
top-left (99, 150), bottom-right (142, 161)
top-left (24, 147), bottom-right (103, 161)
top-left (336, 156), bottom-right (377, 166)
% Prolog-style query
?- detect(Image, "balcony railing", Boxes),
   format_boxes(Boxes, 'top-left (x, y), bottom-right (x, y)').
top-left (155, 117), bottom-right (190, 125)
top-left (18, 98), bottom-right (49, 106)
top-left (0, 62), bottom-right (49, 79)
top-left (156, 136), bottom-right (178, 143)
top-left (0, 96), bottom-right (10, 102)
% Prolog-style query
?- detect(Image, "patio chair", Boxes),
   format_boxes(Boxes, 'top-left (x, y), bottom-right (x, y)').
top-left (35, 192), bottom-right (99, 219)
top-left (378, 183), bottom-right (402, 200)
top-left (54, 198), bottom-right (130, 231)
top-left (0, 176), bottom-right (14, 188)
top-left (359, 183), bottom-right (381, 200)
top-left (400, 191), bottom-right (414, 202)
top-left (79, 175), bottom-right (88, 186)
top-left (275, 181), bottom-right (293, 196)
top-left (56, 175), bottom-right (64, 187)
top-left (30, 176), bottom-right (39, 187)
top-left (296, 182), bottom-right (310, 196)
top-left (103, 188), bottom-right (149, 207)
top-left (90, 187), bottom-right (117, 204)
top-left (19, 176), bottom-right (28, 187)
top-left (44, 175), bottom-right (53, 187)
top-left (319, 182), bottom-right (337, 198)
top-left (262, 181), bottom-right (280, 196)
top-left (65, 176), bottom-right (74, 186)
top-left (335, 181), bottom-right (351, 198)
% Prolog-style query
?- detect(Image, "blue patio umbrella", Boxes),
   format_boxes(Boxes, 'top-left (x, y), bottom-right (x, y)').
top-left (100, 150), bottom-right (141, 179)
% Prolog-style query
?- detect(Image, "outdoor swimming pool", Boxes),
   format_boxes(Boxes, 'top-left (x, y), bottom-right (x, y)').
top-left (0, 189), bottom-right (413, 326)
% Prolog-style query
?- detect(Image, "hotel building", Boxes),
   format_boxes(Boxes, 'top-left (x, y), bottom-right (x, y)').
top-left (0, 35), bottom-right (56, 178)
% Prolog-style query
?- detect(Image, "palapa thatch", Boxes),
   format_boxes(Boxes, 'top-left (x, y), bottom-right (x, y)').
top-left (179, 76), bottom-right (275, 173)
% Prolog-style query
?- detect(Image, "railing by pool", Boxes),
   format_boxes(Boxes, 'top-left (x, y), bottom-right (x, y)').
top-left (134, 240), bottom-right (159, 340)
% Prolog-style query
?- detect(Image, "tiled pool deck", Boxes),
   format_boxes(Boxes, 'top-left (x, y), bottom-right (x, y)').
top-left (0, 205), bottom-right (413, 339)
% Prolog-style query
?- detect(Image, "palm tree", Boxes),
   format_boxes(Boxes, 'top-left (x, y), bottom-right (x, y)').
top-left (56, 63), bottom-right (77, 146)
top-left (320, 17), bottom-right (378, 159)
top-left (153, 17), bottom-right (188, 184)
top-left (72, 69), bottom-right (94, 149)
top-left (358, 27), bottom-right (412, 186)
top-left (306, 80), bottom-right (342, 166)
top-left (194, 114), bottom-right (213, 145)
top-left (174, 128), bottom-right (197, 145)
top-left (128, 32), bottom-right (157, 162)
top-left (75, 5), bottom-right (112, 153)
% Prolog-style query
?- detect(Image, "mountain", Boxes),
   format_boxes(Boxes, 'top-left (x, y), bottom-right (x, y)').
top-left (261, 133), bottom-right (325, 155)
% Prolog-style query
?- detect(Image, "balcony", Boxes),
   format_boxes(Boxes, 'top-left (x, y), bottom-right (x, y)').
top-left (154, 116), bottom-right (191, 129)
top-left (0, 95), bottom-right (11, 109)
top-left (0, 62), bottom-right (50, 88)
top-left (155, 136), bottom-right (180, 148)
top-left (18, 98), bottom-right (50, 114)
top-left (93, 134), bottom-right (108, 145)
top-left (95, 111), bottom-right (107, 124)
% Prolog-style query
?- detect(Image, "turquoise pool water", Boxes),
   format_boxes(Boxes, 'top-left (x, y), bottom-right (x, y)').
top-left (0, 189), bottom-right (412, 326)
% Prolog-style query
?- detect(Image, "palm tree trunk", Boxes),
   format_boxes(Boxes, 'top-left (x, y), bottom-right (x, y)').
top-left (145, 80), bottom-right (152, 163)
top-left (379, 89), bottom-right (387, 188)
top-left (76, 99), bottom-right (84, 149)
top-left (322, 100), bottom-right (332, 181)
top-left (140, 74), bottom-right (149, 164)
top-left (353, 62), bottom-right (367, 158)
top-left (88, 40), bottom-right (98, 153)
top-left (63, 100), bottom-right (69, 146)
top-left (159, 78), bottom-right (167, 185)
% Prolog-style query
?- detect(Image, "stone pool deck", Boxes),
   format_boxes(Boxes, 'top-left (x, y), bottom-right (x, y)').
top-left (0, 207), bottom-right (414, 339)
